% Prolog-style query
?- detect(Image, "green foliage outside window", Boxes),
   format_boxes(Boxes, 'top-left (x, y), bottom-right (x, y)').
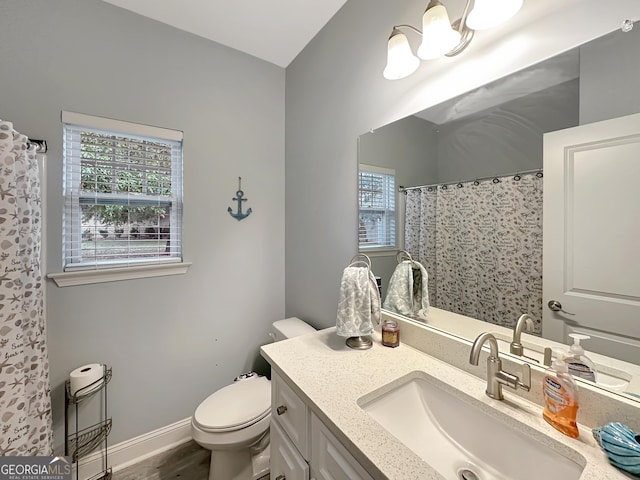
top-left (80, 132), bottom-right (172, 226)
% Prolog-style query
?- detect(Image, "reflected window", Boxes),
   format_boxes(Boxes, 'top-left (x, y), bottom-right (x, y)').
top-left (358, 165), bottom-right (396, 249)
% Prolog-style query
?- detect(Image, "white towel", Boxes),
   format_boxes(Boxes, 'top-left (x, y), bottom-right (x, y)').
top-left (336, 266), bottom-right (381, 337)
top-left (383, 260), bottom-right (429, 320)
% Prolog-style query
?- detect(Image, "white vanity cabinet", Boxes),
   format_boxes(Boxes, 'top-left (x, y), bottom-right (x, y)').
top-left (272, 371), bottom-right (309, 458)
top-left (271, 371), bottom-right (309, 480)
top-left (270, 419), bottom-right (309, 480)
top-left (270, 372), bottom-right (373, 480)
top-left (310, 413), bottom-right (374, 480)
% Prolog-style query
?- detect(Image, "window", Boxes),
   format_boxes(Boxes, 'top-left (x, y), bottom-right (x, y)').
top-left (61, 111), bottom-right (183, 272)
top-left (358, 165), bottom-right (396, 249)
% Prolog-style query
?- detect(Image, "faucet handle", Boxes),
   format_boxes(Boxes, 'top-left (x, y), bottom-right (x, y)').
top-left (543, 347), bottom-right (552, 367)
top-left (517, 363), bottom-right (531, 391)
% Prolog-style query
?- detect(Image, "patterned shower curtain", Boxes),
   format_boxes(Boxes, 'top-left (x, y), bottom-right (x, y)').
top-left (404, 172), bottom-right (543, 333)
top-left (0, 120), bottom-right (52, 455)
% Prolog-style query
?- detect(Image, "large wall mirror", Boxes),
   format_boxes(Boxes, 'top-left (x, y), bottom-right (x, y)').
top-left (358, 27), bottom-right (640, 402)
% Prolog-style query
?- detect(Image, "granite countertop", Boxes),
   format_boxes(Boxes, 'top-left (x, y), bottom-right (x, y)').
top-left (260, 327), bottom-right (630, 480)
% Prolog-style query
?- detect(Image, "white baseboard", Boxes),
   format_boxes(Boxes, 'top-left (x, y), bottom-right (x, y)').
top-left (74, 417), bottom-right (193, 480)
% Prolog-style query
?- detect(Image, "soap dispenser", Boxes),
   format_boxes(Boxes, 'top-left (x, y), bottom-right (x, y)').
top-left (566, 333), bottom-right (597, 382)
top-left (542, 349), bottom-right (579, 438)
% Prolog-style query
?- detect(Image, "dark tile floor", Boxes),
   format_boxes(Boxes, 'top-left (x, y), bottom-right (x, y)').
top-left (114, 441), bottom-right (210, 480)
top-left (113, 441), bottom-right (269, 480)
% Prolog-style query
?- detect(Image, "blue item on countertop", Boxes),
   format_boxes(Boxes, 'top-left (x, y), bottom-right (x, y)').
top-left (592, 422), bottom-right (640, 475)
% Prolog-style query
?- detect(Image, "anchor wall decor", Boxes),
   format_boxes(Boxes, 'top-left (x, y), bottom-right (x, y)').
top-left (228, 176), bottom-right (252, 221)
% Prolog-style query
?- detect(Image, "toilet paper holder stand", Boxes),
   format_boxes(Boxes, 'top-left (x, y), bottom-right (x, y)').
top-left (65, 364), bottom-right (113, 479)
top-left (67, 365), bottom-right (112, 402)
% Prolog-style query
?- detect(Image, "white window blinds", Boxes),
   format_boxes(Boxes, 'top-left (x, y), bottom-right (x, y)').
top-left (62, 111), bottom-right (183, 270)
top-left (358, 165), bottom-right (396, 249)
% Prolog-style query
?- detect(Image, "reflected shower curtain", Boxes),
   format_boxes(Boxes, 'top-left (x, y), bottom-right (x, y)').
top-left (0, 120), bottom-right (52, 455)
top-left (404, 173), bottom-right (543, 333)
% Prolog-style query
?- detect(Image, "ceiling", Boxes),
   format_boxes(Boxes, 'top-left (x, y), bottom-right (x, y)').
top-left (101, 0), bottom-right (349, 68)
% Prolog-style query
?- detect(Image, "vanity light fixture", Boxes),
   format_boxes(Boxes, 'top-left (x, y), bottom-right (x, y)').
top-left (383, 28), bottom-right (422, 80)
top-left (383, 0), bottom-right (523, 80)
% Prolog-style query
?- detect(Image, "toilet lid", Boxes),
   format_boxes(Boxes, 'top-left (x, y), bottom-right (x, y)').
top-left (194, 375), bottom-right (271, 433)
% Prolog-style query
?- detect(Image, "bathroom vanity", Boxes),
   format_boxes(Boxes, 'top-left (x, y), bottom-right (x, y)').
top-left (261, 323), bottom-right (636, 480)
top-left (269, 371), bottom-right (373, 479)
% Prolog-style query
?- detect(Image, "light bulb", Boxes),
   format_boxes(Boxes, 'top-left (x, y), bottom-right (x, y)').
top-left (417, 0), bottom-right (461, 60)
top-left (383, 30), bottom-right (420, 80)
top-left (466, 0), bottom-right (523, 31)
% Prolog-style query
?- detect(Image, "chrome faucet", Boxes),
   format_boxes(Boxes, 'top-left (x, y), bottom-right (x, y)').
top-left (509, 314), bottom-right (553, 366)
top-left (469, 332), bottom-right (531, 400)
top-left (510, 313), bottom-right (534, 356)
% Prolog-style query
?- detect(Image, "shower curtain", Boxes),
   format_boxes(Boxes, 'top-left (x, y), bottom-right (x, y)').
top-left (0, 120), bottom-right (52, 455)
top-left (404, 172), bottom-right (543, 333)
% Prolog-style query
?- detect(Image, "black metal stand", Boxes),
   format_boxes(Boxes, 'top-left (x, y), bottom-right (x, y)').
top-left (65, 365), bottom-right (112, 480)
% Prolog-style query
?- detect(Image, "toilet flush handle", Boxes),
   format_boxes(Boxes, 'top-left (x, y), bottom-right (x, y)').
top-left (233, 372), bottom-right (256, 382)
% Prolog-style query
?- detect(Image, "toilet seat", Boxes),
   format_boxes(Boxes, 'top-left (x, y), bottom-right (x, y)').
top-left (194, 375), bottom-right (270, 433)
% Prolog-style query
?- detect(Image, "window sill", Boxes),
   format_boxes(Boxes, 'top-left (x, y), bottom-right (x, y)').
top-left (47, 262), bottom-right (192, 287)
top-left (358, 247), bottom-right (398, 258)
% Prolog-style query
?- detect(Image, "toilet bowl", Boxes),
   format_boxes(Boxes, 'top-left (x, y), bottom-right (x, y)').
top-left (191, 317), bottom-right (315, 480)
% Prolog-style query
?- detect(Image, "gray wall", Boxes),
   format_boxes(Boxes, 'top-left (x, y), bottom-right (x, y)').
top-left (0, 1), bottom-right (285, 449)
top-left (359, 115), bottom-right (438, 186)
top-left (359, 79), bottom-right (580, 189)
top-left (284, 0), bottom-right (633, 328)
top-left (436, 80), bottom-right (579, 182)
top-left (580, 24), bottom-right (640, 124)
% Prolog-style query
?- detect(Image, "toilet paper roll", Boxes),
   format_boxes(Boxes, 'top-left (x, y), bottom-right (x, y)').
top-left (69, 363), bottom-right (104, 397)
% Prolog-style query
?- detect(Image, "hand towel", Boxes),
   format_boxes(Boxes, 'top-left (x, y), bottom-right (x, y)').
top-left (336, 265), bottom-right (381, 337)
top-left (383, 260), bottom-right (429, 320)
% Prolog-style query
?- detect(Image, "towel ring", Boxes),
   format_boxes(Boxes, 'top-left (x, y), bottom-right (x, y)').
top-left (349, 253), bottom-right (371, 269)
top-left (396, 250), bottom-right (413, 264)
top-left (349, 261), bottom-right (371, 269)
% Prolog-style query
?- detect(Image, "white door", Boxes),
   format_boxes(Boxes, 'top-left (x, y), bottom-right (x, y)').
top-left (543, 112), bottom-right (640, 363)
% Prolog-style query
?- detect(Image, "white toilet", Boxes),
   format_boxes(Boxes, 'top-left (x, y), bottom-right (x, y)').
top-left (191, 317), bottom-right (315, 480)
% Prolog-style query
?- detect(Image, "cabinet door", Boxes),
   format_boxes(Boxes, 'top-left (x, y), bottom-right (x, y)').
top-left (270, 419), bottom-right (309, 480)
top-left (273, 372), bottom-right (309, 459)
top-left (543, 112), bottom-right (640, 363)
top-left (310, 413), bottom-right (373, 480)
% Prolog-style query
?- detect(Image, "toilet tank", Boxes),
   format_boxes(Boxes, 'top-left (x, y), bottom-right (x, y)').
top-left (270, 317), bottom-right (315, 342)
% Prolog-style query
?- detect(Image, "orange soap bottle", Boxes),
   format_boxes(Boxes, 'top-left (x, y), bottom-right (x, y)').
top-left (542, 350), bottom-right (579, 438)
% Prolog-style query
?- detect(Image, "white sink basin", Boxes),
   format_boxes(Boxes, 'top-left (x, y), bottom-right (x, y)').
top-left (359, 372), bottom-right (585, 480)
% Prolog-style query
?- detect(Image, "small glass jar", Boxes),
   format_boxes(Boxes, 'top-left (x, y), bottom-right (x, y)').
top-left (382, 319), bottom-right (400, 348)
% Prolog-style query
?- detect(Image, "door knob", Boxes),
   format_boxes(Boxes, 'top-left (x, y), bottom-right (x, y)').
top-left (547, 300), bottom-right (575, 315)
top-left (276, 405), bottom-right (287, 415)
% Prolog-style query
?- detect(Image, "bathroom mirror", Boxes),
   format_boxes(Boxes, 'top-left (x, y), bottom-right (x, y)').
top-left (358, 27), bottom-right (640, 401)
